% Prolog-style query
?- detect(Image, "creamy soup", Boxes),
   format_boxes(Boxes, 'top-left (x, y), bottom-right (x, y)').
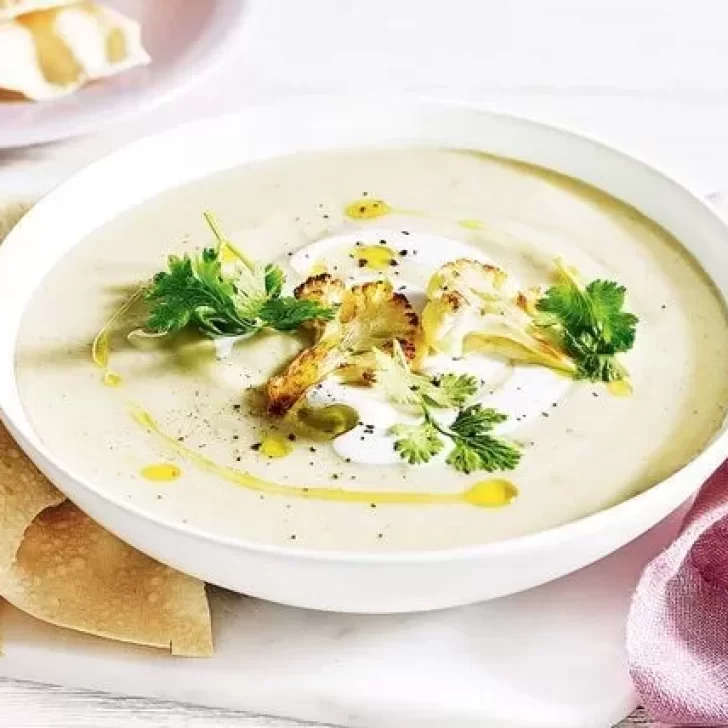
top-left (15, 149), bottom-right (728, 551)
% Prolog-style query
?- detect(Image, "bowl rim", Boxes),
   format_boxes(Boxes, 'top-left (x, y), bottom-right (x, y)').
top-left (2, 95), bottom-right (727, 564)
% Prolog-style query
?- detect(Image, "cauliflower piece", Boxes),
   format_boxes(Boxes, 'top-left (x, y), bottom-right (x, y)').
top-left (293, 273), bottom-right (347, 338)
top-left (265, 275), bottom-right (421, 416)
top-left (422, 259), bottom-right (575, 373)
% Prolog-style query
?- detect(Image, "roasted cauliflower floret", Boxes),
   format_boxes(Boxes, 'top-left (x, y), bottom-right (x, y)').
top-left (425, 258), bottom-right (508, 304)
top-left (294, 272), bottom-right (347, 307)
top-left (265, 276), bottom-right (421, 416)
top-left (422, 258), bottom-right (575, 373)
top-left (293, 273), bottom-right (347, 338)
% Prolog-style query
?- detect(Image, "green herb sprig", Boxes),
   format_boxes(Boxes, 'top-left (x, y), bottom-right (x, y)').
top-left (374, 345), bottom-right (521, 474)
top-left (535, 259), bottom-right (638, 382)
top-left (143, 212), bottom-right (335, 338)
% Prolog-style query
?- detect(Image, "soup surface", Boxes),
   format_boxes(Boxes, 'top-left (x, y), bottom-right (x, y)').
top-left (15, 148), bottom-right (728, 550)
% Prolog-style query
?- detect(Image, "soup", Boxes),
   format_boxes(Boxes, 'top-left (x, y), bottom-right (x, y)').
top-left (15, 148), bottom-right (728, 551)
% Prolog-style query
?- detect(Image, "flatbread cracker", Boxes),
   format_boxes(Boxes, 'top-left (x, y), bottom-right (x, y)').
top-left (0, 1), bottom-right (150, 100)
top-left (0, 0), bottom-right (75, 22)
top-left (0, 425), bottom-right (213, 655)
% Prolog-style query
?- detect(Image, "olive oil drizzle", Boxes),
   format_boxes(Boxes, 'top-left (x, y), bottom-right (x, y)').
top-left (91, 286), bottom-right (146, 385)
top-left (130, 406), bottom-right (517, 508)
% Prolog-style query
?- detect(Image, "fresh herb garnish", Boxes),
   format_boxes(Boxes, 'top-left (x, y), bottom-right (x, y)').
top-left (372, 346), bottom-right (479, 408)
top-left (374, 344), bottom-right (521, 474)
top-left (391, 404), bottom-right (521, 474)
top-left (144, 212), bottom-right (335, 338)
top-left (535, 259), bottom-right (638, 382)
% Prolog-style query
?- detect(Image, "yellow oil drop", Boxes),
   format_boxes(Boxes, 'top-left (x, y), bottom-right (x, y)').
top-left (141, 463), bottom-right (182, 482)
top-left (92, 333), bottom-right (110, 369)
top-left (608, 379), bottom-right (633, 397)
top-left (102, 371), bottom-right (123, 387)
top-left (260, 433), bottom-right (293, 459)
top-left (354, 244), bottom-right (397, 271)
top-left (220, 244), bottom-right (239, 262)
top-left (458, 218), bottom-right (486, 231)
top-left (345, 198), bottom-right (391, 220)
top-left (309, 261), bottom-right (328, 276)
top-left (91, 286), bottom-right (146, 376)
top-left (463, 479), bottom-right (518, 507)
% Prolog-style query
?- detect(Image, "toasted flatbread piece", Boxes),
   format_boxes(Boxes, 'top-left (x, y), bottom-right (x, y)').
top-left (0, 1), bottom-right (150, 100)
top-left (0, 424), bottom-right (213, 655)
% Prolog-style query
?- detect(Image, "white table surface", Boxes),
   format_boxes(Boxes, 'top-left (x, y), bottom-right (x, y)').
top-left (3, 0), bottom-right (728, 725)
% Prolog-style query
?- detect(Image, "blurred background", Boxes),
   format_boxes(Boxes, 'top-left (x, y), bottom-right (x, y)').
top-left (4, 0), bottom-right (728, 201)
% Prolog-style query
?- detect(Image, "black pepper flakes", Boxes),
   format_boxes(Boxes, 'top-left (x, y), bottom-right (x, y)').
top-left (251, 442), bottom-right (262, 451)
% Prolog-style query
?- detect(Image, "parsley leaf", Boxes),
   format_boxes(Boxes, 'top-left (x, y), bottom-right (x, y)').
top-left (372, 344), bottom-right (479, 408)
top-left (446, 405), bottom-right (521, 473)
top-left (264, 264), bottom-right (285, 297)
top-left (536, 260), bottom-right (638, 382)
top-left (449, 405), bottom-right (507, 438)
top-left (144, 212), bottom-right (335, 340)
top-left (375, 347), bottom-right (520, 474)
top-left (389, 404), bottom-right (521, 474)
top-left (427, 372), bottom-right (479, 408)
top-left (390, 421), bottom-right (444, 465)
top-left (145, 251), bottom-right (256, 337)
top-left (260, 296), bottom-right (335, 332)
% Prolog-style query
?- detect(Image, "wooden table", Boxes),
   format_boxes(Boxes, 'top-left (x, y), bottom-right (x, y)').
top-left (4, 0), bottom-right (728, 725)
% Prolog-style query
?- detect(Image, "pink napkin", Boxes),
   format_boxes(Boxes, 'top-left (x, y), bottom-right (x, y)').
top-left (628, 460), bottom-right (728, 725)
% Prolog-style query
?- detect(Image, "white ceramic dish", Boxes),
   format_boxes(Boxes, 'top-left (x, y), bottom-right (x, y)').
top-left (0, 0), bottom-right (248, 148)
top-left (1, 98), bottom-right (727, 613)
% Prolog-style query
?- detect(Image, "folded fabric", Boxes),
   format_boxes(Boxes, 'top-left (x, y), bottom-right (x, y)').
top-left (628, 460), bottom-right (728, 725)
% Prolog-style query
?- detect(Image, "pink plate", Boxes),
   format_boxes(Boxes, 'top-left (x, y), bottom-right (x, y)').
top-left (0, 0), bottom-right (248, 148)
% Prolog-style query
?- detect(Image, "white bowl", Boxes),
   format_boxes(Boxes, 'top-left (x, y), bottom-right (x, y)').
top-left (1, 98), bottom-right (727, 613)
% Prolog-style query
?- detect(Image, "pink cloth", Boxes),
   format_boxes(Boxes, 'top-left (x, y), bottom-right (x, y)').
top-left (628, 460), bottom-right (728, 725)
